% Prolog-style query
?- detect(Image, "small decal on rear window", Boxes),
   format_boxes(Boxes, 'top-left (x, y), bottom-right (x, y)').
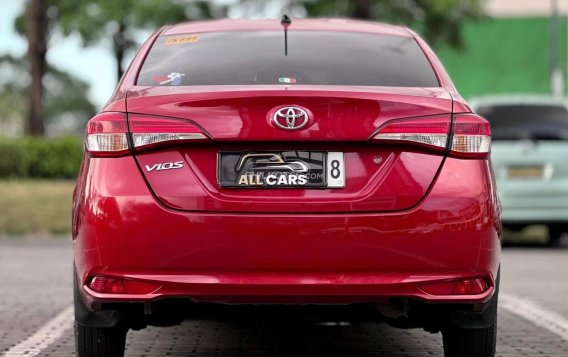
top-left (152, 72), bottom-right (185, 85)
top-left (279, 77), bottom-right (296, 84)
top-left (164, 35), bottom-right (200, 45)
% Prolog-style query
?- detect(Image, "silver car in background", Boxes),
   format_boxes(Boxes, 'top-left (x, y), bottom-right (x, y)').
top-left (471, 95), bottom-right (568, 246)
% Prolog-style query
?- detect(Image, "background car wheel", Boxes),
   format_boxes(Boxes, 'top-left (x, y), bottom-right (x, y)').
top-left (547, 224), bottom-right (566, 247)
top-left (75, 321), bottom-right (128, 357)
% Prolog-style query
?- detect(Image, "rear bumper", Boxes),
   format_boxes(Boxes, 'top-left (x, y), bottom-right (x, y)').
top-left (81, 271), bottom-right (496, 308)
top-left (73, 156), bottom-right (500, 309)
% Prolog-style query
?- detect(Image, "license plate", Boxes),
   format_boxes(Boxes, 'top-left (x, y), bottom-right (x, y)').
top-left (507, 165), bottom-right (544, 179)
top-left (218, 151), bottom-right (345, 188)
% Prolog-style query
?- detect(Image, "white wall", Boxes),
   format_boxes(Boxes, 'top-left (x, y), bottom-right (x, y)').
top-left (486, 0), bottom-right (568, 17)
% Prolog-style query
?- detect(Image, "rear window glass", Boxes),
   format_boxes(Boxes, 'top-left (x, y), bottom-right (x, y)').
top-left (476, 104), bottom-right (568, 140)
top-left (136, 31), bottom-right (439, 87)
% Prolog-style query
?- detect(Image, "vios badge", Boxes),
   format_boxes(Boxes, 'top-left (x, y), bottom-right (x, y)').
top-left (272, 106), bottom-right (310, 130)
top-left (145, 161), bottom-right (184, 172)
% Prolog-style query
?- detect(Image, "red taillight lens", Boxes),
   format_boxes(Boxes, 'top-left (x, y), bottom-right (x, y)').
top-left (373, 116), bottom-right (451, 151)
top-left (372, 114), bottom-right (491, 158)
top-left (450, 114), bottom-right (491, 158)
top-left (420, 277), bottom-right (490, 296)
top-left (129, 114), bottom-right (207, 150)
top-left (85, 112), bottom-right (129, 156)
top-left (88, 276), bottom-right (160, 294)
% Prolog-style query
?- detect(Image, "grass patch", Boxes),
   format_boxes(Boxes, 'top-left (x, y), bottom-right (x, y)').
top-left (0, 179), bottom-right (75, 236)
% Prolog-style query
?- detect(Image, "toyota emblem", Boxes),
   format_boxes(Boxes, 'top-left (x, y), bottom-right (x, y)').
top-left (272, 106), bottom-right (310, 130)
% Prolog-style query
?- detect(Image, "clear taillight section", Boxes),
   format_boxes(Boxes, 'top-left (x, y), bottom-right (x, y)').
top-left (86, 113), bottom-right (129, 155)
top-left (129, 114), bottom-right (207, 149)
top-left (451, 115), bottom-right (491, 157)
top-left (373, 117), bottom-right (450, 151)
top-left (85, 112), bottom-right (207, 156)
top-left (372, 114), bottom-right (491, 158)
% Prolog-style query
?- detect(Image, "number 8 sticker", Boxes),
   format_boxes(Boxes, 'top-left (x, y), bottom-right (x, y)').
top-left (330, 160), bottom-right (341, 179)
top-left (326, 152), bottom-right (345, 188)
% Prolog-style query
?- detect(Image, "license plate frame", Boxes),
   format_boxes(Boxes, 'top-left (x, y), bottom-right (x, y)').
top-left (218, 151), bottom-right (345, 188)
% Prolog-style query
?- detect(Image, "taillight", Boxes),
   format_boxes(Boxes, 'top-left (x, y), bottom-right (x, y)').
top-left (450, 114), bottom-right (491, 158)
top-left (129, 114), bottom-right (207, 150)
top-left (85, 112), bottom-right (208, 156)
top-left (372, 116), bottom-right (450, 151)
top-left (86, 112), bottom-right (129, 156)
top-left (372, 114), bottom-right (491, 158)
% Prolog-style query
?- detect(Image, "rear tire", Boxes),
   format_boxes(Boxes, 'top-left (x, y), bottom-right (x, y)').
top-left (75, 321), bottom-right (128, 357)
top-left (442, 272), bottom-right (498, 357)
top-left (441, 319), bottom-right (497, 357)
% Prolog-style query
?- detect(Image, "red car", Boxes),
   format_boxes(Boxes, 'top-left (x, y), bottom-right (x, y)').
top-left (73, 18), bottom-right (501, 357)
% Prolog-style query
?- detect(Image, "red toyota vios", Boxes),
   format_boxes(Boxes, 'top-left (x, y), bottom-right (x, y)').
top-left (73, 18), bottom-right (501, 357)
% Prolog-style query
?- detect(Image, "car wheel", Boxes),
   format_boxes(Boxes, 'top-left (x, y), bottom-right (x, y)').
top-left (548, 224), bottom-right (565, 247)
top-left (441, 319), bottom-right (497, 357)
top-left (442, 274), bottom-right (498, 357)
top-left (75, 321), bottom-right (128, 357)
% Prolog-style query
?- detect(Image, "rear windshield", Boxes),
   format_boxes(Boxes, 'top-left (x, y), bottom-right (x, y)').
top-left (136, 31), bottom-right (439, 87)
top-left (476, 104), bottom-right (568, 140)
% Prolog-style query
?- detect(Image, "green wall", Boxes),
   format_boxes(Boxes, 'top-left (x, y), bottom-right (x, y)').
top-left (435, 17), bottom-right (568, 100)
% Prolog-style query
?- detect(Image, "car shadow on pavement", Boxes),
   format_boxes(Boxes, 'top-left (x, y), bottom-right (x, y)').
top-left (126, 320), bottom-right (444, 357)
top-left (501, 239), bottom-right (568, 249)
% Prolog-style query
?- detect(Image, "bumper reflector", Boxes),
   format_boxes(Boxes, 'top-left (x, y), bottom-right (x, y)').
top-left (88, 276), bottom-right (160, 294)
top-left (420, 277), bottom-right (490, 295)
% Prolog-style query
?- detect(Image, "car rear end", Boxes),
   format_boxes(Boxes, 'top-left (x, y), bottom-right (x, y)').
top-left (73, 19), bottom-right (500, 357)
top-left (474, 97), bottom-right (568, 245)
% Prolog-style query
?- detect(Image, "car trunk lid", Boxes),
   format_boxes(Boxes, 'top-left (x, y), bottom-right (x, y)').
top-left (126, 86), bottom-right (453, 213)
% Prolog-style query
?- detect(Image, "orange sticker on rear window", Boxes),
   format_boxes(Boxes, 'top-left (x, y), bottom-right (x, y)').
top-left (164, 35), bottom-right (200, 45)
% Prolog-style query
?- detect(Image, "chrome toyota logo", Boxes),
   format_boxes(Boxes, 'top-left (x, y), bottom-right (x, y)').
top-left (272, 107), bottom-right (310, 130)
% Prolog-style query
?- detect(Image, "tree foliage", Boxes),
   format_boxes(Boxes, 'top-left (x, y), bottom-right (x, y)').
top-left (16, 0), bottom-right (222, 81)
top-left (13, 0), bottom-right (219, 136)
top-left (0, 55), bottom-right (96, 136)
top-left (51, 0), bottom-right (221, 80)
top-left (241, 0), bottom-right (486, 49)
